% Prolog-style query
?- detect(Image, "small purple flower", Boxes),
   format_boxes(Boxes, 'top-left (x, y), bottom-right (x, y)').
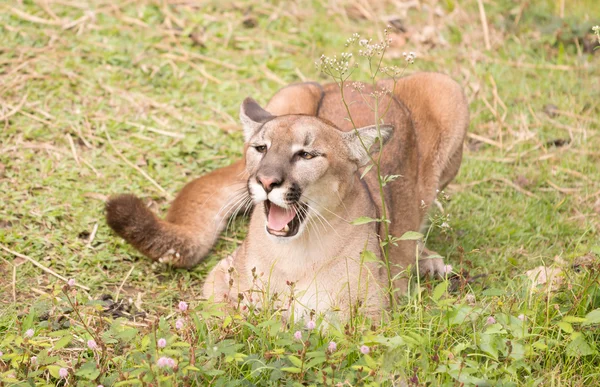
top-left (328, 341), bottom-right (337, 352)
top-left (30, 356), bottom-right (37, 364)
top-left (175, 318), bottom-right (184, 330)
top-left (486, 316), bottom-right (496, 325)
top-left (294, 330), bottom-right (302, 340)
top-left (306, 320), bottom-right (316, 330)
top-left (67, 278), bottom-right (76, 287)
top-left (24, 329), bottom-right (34, 338)
top-left (0, 350), bottom-right (3, 357)
top-left (87, 339), bottom-right (98, 350)
top-left (517, 314), bottom-right (525, 321)
top-left (360, 345), bottom-right (370, 355)
top-left (158, 338), bottom-right (167, 348)
top-left (178, 301), bottom-right (188, 312)
top-left (59, 367), bottom-right (68, 378)
top-left (157, 356), bottom-right (176, 368)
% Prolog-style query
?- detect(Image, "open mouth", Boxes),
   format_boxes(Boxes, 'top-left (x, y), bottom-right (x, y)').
top-left (264, 200), bottom-right (306, 237)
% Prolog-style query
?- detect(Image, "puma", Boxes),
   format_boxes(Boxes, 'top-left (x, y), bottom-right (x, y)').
top-left (106, 72), bottom-right (469, 321)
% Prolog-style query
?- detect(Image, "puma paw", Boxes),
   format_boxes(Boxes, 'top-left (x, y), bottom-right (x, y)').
top-left (158, 248), bottom-right (181, 264)
top-left (418, 256), bottom-right (452, 278)
top-left (216, 254), bottom-right (235, 286)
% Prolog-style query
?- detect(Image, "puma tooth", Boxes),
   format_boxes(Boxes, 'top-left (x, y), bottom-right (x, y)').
top-left (283, 224), bottom-right (290, 233)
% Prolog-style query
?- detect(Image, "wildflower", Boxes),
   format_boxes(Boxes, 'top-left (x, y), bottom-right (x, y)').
top-left (328, 341), bottom-right (337, 352)
top-left (157, 356), bottom-right (176, 368)
top-left (402, 51), bottom-right (416, 64)
top-left (59, 367), bottom-right (68, 378)
top-left (518, 314), bottom-right (525, 321)
top-left (486, 316), bottom-right (496, 325)
top-left (24, 329), bottom-right (34, 338)
top-left (175, 318), bottom-right (184, 330)
top-left (67, 278), bottom-right (76, 287)
top-left (158, 338), bottom-right (167, 348)
top-left (465, 294), bottom-right (476, 305)
top-left (294, 331), bottom-right (302, 340)
top-left (0, 350), bottom-right (3, 357)
top-left (360, 345), bottom-right (370, 355)
top-left (178, 301), bottom-right (188, 312)
top-left (87, 339), bottom-right (98, 350)
top-left (306, 320), bottom-right (316, 330)
top-left (593, 26), bottom-right (600, 43)
top-left (98, 385), bottom-right (104, 387)
top-left (30, 356), bottom-right (37, 365)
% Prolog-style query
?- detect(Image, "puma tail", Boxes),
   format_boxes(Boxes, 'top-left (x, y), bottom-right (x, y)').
top-left (105, 194), bottom-right (206, 268)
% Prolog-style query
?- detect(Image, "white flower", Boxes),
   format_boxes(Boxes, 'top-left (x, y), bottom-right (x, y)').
top-left (517, 314), bottom-right (525, 321)
top-left (24, 329), bottom-right (34, 338)
top-left (30, 356), bottom-right (37, 364)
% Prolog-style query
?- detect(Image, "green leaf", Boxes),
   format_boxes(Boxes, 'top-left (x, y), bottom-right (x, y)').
top-left (304, 356), bottom-right (326, 370)
top-left (557, 321), bottom-right (573, 333)
top-left (75, 361), bottom-right (100, 380)
top-left (281, 367), bottom-right (302, 373)
top-left (481, 288), bottom-right (504, 297)
top-left (53, 335), bottom-right (72, 350)
top-left (566, 332), bottom-right (597, 357)
top-left (398, 231), bottom-right (423, 240)
top-left (287, 355), bottom-right (303, 368)
top-left (364, 354), bottom-right (377, 369)
top-left (360, 163), bottom-right (374, 179)
top-left (351, 216), bottom-right (377, 225)
top-left (361, 249), bottom-right (379, 263)
top-left (114, 380), bottom-right (143, 386)
top-left (115, 328), bottom-right (138, 342)
top-left (46, 365), bottom-right (62, 379)
top-left (432, 281), bottom-right (448, 302)
top-left (563, 316), bottom-right (587, 323)
top-left (584, 309), bottom-right (600, 324)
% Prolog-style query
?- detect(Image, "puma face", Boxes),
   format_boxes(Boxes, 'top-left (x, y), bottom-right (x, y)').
top-left (240, 98), bottom-right (393, 240)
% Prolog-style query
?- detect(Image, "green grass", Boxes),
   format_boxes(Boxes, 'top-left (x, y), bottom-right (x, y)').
top-left (1, 0), bottom-right (600, 385)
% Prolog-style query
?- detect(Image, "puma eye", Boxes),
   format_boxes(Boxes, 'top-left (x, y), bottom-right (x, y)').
top-left (254, 145), bottom-right (267, 153)
top-left (299, 151), bottom-right (315, 160)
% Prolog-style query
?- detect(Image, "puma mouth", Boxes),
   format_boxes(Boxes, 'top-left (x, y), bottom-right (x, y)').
top-left (264, 200), bottom-right (305, 237)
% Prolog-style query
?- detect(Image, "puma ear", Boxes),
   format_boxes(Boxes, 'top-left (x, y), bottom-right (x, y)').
top-left (342, 124), bottom-right (394, 167)
top-left (240, 98), bottom-right (275, 142)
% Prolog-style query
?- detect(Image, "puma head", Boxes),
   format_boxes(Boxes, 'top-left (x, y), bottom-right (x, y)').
top-left (240, 97), bottom-right (393, 240)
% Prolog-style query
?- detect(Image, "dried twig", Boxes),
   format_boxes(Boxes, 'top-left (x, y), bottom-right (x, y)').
top-left (125, 121), bottom-right (185, 139)
top-left (0, 244), bottom-right (90, 291)
top-left (103, 126), bottom-right (172, 199)
top-left (115, 265), bottom-right (135, 302)
top-left (0, 94), bottom-right (28, 121)
top-left (493, 177), bottom-right (539, 198)
top-left (476, 0), bottom-right (491, 50)
top-left (86, 223), bottom-right (99, 248)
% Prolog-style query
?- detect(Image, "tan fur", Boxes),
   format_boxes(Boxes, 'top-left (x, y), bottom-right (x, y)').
top-left (106, 72), bottom-right (469, 322)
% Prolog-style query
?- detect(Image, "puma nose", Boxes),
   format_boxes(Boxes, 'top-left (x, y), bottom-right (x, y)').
top-left (257, 175), bottom-right (282, 193)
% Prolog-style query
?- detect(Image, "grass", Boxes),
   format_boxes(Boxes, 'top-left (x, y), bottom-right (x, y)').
top-left (1, 0), bottom-right (599, 385)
